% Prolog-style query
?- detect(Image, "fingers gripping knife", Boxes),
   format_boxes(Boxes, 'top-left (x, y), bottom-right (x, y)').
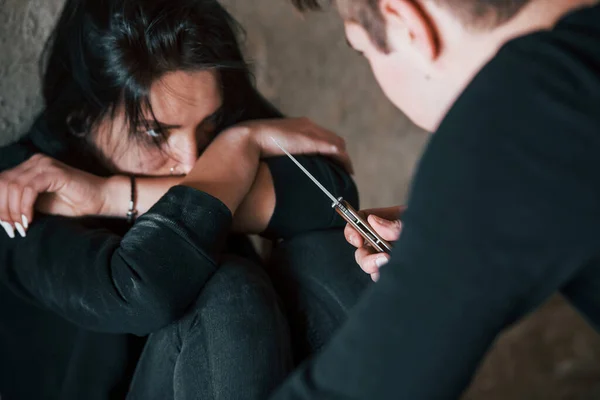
top-left (271, 138), bottom-right (393, 254)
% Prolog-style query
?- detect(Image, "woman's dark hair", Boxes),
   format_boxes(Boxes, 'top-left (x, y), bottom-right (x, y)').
top-left (41, 0), bottom-right (263, 147)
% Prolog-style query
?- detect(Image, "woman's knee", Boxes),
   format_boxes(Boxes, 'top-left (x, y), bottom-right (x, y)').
top-left (181, 256), bottom-right (288, 336)
top-left (267, 229), bottom-right (371, 360)
top-left (141, 257), bottom-right (293, 399)
top-left (268, 229), bottom-right (371, 307)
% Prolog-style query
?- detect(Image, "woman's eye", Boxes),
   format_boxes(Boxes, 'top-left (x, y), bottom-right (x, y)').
top-left (140, 127), bottom-right (168, 142)
top-left (147, 129), bottom-right (160, 138)
top-left (135, 126), bottom-right (169, 147)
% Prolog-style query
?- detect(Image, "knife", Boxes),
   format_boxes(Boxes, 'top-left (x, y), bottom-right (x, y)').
top-left (271, 137), bottom-right (392, 254)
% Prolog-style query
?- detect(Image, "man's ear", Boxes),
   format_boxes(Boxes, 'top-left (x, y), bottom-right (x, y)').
top-left (379, 0), bottom-right (439, 61)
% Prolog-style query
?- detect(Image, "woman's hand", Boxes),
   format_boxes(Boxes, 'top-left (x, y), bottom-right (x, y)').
top-left (344, 206), bottom-right (406, 282)
top-left (237, 117), bottom-right (354, 174)
top-left (0, 154), bottom-right (108, 238)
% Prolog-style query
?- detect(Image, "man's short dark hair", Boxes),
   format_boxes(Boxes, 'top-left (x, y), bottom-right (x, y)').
top-left (291, 0), bottom-right (533, 52)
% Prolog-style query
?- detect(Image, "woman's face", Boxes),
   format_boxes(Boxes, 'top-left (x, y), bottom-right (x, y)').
top-left (94, 70), bottom-right (223, 176)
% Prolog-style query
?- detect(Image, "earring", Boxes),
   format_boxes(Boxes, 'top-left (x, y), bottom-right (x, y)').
top-left (170, 167), bottom-right (176, 176)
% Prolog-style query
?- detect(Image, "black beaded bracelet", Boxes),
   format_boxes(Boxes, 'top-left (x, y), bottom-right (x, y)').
top-left (126, 175), bottom-right (138, 224)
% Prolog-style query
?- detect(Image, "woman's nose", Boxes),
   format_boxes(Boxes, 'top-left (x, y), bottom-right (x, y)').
top-left (169, 132), bottom-right (199, 174)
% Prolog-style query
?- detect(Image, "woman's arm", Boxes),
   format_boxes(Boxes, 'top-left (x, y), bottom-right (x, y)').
top-left (70, 119), bottom-right (358, 239)
top-left (0, 124), bottom-right (348, 335)
top-left (233, 156), bottom-right (359, 238)
top-left (231, 89), bottom-right (359, 238)
top-left (0, 128), bottom-right (233, 336)
top-left (108, 123), bottom-right (358, 237)
top-left (98, 131), bottom-right (260, 219)
top-left (0, 129), bottom-right (259, 336)
top-left (181, 127), bottom-right (262, 212)
top-left (0, 185), bottom-right (232, 336)
top-left (106, 154), bottom-right (358, 238)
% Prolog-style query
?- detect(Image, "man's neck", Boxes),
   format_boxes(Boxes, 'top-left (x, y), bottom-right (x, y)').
top-left (494, 0), bottom-right (599, 44)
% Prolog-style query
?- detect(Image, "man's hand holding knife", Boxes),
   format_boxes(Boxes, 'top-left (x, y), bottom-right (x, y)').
top-left (344, 206), bottom-right (406, 282)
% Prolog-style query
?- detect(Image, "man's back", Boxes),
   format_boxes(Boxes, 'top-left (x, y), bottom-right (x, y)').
top-left (272, 3), bottom-right (600, 398)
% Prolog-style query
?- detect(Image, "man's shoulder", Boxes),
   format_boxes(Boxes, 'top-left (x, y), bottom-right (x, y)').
top-left (416, 4), bottom-right (600, 238)
top-left (475, 3), bottom-right (600, 109)
top-left (436, 3), bottom-right (600, 152)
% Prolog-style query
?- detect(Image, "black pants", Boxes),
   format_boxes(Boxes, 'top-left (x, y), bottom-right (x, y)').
top-left (127, 229), bottom-right (370, 400)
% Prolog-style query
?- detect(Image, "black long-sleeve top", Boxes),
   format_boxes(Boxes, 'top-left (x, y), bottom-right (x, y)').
top-left (0, 92), bottom-right (358, 399)
top-left (270, 3), bottom-right (600, 399)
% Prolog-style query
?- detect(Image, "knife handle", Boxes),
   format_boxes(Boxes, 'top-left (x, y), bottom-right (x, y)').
top-left (333, 198), bottom-right (393, 254)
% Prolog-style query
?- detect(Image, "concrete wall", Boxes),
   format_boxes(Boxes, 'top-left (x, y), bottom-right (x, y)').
top-left (1, 0), bottom-right (600, 398)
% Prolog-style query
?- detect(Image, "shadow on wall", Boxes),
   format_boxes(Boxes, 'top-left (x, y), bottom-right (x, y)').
top-left (1, 0), bottom-right (600, 398)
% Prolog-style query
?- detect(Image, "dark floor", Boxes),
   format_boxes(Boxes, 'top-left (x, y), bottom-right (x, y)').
top-left (1, 0), bottom-right (600, 398)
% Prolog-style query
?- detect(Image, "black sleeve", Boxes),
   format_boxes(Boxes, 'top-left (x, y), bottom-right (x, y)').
top-left (0, 145), bottom-right (232, 336)
top-left (229, 86), bottom-right (359, 239)
top-left (263, 155), bottom-right (359, 239)
top-left (270, 22), bottom-right (600, 399)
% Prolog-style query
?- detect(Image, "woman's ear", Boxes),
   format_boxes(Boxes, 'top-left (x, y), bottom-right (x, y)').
top-left (379, 0), bottom-right (439, 61)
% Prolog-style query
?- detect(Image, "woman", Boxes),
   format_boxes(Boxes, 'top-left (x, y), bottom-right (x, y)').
top-left (0, 0), bottom-right (368, 399)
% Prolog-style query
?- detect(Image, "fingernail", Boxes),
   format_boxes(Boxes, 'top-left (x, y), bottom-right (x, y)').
top-left (371, 215), bottom-right (384, 224)
top-left (22, 215), bottom-right (29, 229)
top-left (15, 222), bottom-right (26, 238)
top-left (1, 221), bottom-right (15, 239)
top-left (375, 257), bottom-right (389, 268)
top-left (372, 272), bottom-right (380, 282)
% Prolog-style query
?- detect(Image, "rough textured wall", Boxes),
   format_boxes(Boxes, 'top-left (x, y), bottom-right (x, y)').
top-left (1, 0), bottom-right (600, 398)
top-left (0, 0), bottom-right (63, 145)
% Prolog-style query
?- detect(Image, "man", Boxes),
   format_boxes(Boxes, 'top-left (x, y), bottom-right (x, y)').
top-left (270, 0), bottom-right (600, 398)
